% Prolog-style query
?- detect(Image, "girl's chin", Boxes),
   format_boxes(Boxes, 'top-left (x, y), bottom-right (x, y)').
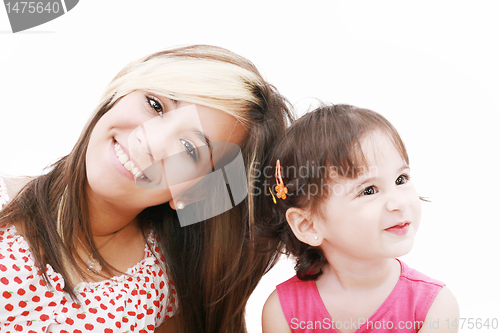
top-left (388, 241), bottom-right (415, 258)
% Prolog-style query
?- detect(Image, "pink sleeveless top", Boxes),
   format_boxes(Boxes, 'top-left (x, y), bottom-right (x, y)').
top-left (276, 260), bottom-right (444, 332)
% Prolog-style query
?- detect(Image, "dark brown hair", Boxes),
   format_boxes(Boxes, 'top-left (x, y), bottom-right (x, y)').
top-left (255, 104), bottom-right (409, 280)
top-left (0, 45), bottom-right (293, 333)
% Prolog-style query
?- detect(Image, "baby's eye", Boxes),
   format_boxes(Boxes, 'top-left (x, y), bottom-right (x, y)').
top-left (396, 174), bottom-right (410, 185)
top-left (359, 186), bottom-right (378, 197)
top-left (181, 139), bottom-right (197, 163)
top-left (147, 96), bottom-right (163, 117)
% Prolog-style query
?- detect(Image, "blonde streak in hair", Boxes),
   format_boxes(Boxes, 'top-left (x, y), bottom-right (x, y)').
top-left (105, 57), bottom-right (253, 98)
top-left (56, 186), bottom-right (68, 242)
top-left (101, 57), bottom-right (262, 124)
top-left (246, 148), bottom-right (258, 237)
top-left (56, 186), bottom-right (79, 281)
top-left (141, 60), bottom-right (261, 114)
top-left (97, 54), bottom-right (150, 102)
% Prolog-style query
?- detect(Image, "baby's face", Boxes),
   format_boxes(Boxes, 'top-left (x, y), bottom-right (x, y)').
top-left (315, 130), bottom-right (421, 260)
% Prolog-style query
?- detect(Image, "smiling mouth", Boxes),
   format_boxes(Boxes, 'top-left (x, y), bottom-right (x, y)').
top-left (114, 140), bottom-right (148, 180)
top-left (384, 222), bottom-right (410, 235)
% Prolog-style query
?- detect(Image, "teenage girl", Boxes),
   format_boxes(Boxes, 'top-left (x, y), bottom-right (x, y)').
top-left (258, 104), bottom-right (459, 333)
top-left (0, 45), bottom-right (292, 333)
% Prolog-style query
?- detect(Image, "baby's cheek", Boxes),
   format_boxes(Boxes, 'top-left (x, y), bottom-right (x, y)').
top-left (412, 194), bottom-right (422, 226)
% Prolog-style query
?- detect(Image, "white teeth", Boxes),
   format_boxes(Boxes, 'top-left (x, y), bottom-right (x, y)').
top-left (124, 161), bottom-right (134, 171)
top-left (114, 141), bottom-right (143, 178)
top-left (118, 154), bottom-right (129, 164)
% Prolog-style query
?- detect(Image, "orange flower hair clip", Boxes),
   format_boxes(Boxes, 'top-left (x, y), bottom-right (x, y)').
top-left (274, 159), bottom-right (288, 202)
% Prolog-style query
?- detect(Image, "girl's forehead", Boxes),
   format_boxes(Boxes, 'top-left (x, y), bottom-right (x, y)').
top-left (359, 130), bottom-right (405, 164)
top-left (325, 130), bottom-right (406, 182)
top-left (191, 104), bottom-right (247, 146)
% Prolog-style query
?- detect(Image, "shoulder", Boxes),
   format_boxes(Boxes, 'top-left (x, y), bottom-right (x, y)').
top-left (0, 175), bottom-right (33, 208)
top-left (262, 289), bottom-right (291, 333)
top-left (400, 260), bottom-right (445, 287)
top-left (0, 176), bottom-right (9, 210)
top-left (399, 261), bottom-right (446, 307)
top-left (419, 286), bottom-right (460, 333)
top-left (276, 274), bottom-right (309, 294)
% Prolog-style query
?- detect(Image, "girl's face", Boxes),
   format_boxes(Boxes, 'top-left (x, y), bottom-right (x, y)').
top-left (86, 91), bottom-right (247, 211)
top-left (316, 131), bottom-right (421, 260)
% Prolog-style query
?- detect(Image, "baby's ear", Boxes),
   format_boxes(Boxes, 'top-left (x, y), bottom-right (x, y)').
top-left (286, 207), bottom-right (323, 246)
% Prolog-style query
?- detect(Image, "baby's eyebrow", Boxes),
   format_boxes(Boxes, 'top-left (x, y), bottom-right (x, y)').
top-left (398, 164), bottom-right (410, 173)
top-left (351, 176), bottom-right (377, 193)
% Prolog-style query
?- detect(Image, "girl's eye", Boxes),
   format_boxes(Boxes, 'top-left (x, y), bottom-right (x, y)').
top-left (180, 139), bottom-right (197, 163)
top-left (359, 186), bottom-right (377, 197)
top-left (147, 96), bottom-right (163, 117)
top-left (396, 174), bottom-right (410, 185)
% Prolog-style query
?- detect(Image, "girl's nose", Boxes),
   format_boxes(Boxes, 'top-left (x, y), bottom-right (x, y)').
top-left (141, 123), bottom-right (167, 162)
top-left (128, 121), bottom-right (165, 173)
top-left (385, 189), bottom-right (410, 212)
top-left (138, 116), bottom-right (179, 162)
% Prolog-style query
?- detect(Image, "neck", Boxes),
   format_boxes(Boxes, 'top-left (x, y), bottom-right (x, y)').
top-left (318, 253), bottom-right (399, 292)
top-left (86, 185), bottom-right (144, 239)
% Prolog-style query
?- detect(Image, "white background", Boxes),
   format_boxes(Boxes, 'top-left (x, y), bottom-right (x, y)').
top-left (1, 1), bottom-right (499, 332)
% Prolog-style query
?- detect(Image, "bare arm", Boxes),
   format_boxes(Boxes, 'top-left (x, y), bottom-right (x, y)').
top-left (419, 286), bottom-right (460, 333)
top-left (262, 289), bottom-right (291, 333)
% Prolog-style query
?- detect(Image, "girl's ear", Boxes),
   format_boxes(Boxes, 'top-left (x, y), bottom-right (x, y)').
top-left (286, 207), bottom-right (323, 246)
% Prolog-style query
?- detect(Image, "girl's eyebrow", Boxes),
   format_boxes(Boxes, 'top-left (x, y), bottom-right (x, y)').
top-left (192, 129), bottom-right (212, 154)
top-left (192, 129), bottom-right (213, 169)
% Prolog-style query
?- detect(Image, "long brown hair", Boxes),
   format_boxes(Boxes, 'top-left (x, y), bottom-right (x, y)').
top-left (255, 104), bottom-right (409, 280)
top-left (0, 45), bottom-right (293, 333)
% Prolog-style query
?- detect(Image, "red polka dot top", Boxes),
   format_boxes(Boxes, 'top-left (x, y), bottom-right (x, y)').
top-left (0, 178), bottom-right (179, 332)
